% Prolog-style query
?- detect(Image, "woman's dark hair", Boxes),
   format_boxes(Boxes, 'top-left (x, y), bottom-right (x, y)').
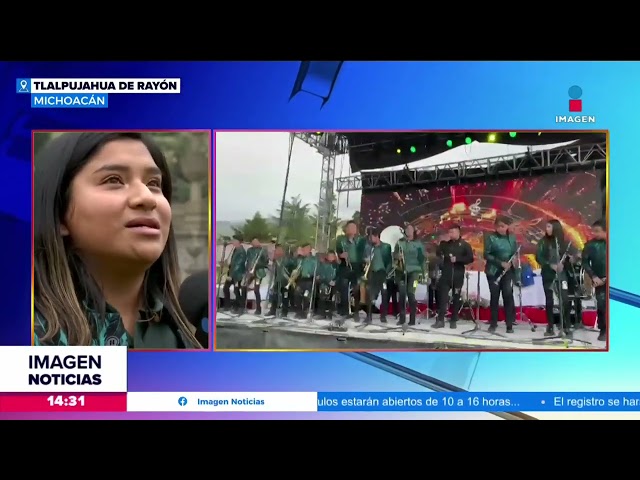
top-left (545, 219), bottom-right (566, 247)
top-left (34, 132), bottom-right (202, 347)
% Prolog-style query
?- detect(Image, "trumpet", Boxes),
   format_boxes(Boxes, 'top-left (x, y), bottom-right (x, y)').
top-left (286, 260), bottom-right (302, 289)
top-left (494, 246), bottom-right (521, 285)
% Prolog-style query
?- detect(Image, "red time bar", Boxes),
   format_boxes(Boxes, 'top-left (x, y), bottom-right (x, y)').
top-left (0, 393), bottom-right (127, 412)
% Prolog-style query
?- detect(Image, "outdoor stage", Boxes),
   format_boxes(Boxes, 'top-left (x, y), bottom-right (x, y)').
top-left (215, 310), bottom-right (605, 351)
top-left (215, 284), bottom-right (604, 350)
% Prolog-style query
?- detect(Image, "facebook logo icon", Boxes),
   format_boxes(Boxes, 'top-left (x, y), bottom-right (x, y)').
top-left (178, 396), bottom-right (188, 407)
top-left (16, 79), bottom-right (30, 93)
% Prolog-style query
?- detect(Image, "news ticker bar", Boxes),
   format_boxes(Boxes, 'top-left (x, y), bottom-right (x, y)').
top-left (1, 392), bottom-right (640, 413)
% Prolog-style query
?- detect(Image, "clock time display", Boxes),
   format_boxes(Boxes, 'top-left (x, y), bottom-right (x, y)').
top-left (47, 395), bottom-right (85, 407)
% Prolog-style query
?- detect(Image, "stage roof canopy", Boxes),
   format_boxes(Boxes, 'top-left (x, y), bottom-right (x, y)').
top-left (344, 131), bottom-right (606, 173)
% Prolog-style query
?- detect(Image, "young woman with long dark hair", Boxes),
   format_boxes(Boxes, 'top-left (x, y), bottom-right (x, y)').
top-left (33, 132), bottom-right (203, 349)
top-left (535, 219), bottom-right (573, 337)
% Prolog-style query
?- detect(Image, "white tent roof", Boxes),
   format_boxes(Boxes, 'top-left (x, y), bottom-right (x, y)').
top-left (360, 140), bottom-right (577, 173)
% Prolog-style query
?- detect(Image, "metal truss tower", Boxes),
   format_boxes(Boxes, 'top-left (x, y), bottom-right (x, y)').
top-left (292, 133), bottom-right (349, 251)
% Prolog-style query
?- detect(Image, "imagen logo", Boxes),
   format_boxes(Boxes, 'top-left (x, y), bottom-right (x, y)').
top-left (555, 85), bottom-right (595, 124)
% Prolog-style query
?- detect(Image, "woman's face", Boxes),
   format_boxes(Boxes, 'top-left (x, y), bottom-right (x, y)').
top-left (545, 223), bottom-right (553, 236)
top-left (62, 138), bottom-right (172, 267)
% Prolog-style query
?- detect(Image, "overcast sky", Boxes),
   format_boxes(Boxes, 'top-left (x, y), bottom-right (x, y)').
top-left (215, 132), bottom-right (573, 222)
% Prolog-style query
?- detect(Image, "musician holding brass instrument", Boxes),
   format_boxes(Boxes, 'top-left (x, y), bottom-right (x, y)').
top-left (363, 228), bottom-right (392, 325)
top-left (243, 237), bottom-right (269, 315)
top-left (433, 225), bottom-right (473, 329)
top-left (394, 224), bottom-right (426, 326)
top-left (293, 243), bottom-right (318, 319)
top-left (535, 219), bottom-right (573, 337)
top-left (484, 216), bottom-right (519, 334)
top-left (582, 220), bottom-right (607, 341)
top-left (315, 250), bottom-right (339, 320)
top-left (336, 220), bottom-right (366, 320)
top-left (266, 244), bottom-right (296, 318)
top-left (222, 235), bottom-right (247, 313)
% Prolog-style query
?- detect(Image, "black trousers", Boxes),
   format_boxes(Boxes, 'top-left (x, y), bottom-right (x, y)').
top-left (338, 265), bottom-right (362, 316)
top-left (252, 279), bottom-right (262, 312)
top-left (367, 271), bottom-right (389, 321)
top-left (566, 276), bottom-right (583, 325)
top-left (543, 278), bottom-right (571, 330)
top-left (223, 279), bottom-right (245, 310)
top-left (267, 282), bottom-right (292, 316)
top-left (386, 279), bottom-right (399, 316)
top-left (294, 278), bottom-right (314, 316)
top-left (317, 284), bottom-right (336, 318)
top-left (428, 283), bottom-right (437, 311)
top-left (595, 284), bottom-right (607, 333)
top-left (398, 271), bottom-right (420, 323)
top-left (487, 269), bottom-right (516, 328)
top-left (436, 268), bottom-right (465, 322)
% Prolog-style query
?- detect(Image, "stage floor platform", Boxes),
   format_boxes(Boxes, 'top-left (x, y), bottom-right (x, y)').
top-left (215, 311), bottom-right (606, 351)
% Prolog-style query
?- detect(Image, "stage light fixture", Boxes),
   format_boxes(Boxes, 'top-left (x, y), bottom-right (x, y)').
top-left (446, 140), bottom-right (453, 148)
top-left (488, 133), bottom-right (497, 142)
top-left (410, 146), bottom-right (416, 153)
top-left (465, 137), bottom-right (472, 144)
top-left (396, 148), bottom-right (401, 154)
top-left (509, 132), bottom-right (517, 138)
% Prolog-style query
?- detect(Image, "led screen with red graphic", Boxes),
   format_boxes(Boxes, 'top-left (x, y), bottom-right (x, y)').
top-left (569, 85), bottom-right (583, 112)
top-left (360, 171), bottom-right (604, 270)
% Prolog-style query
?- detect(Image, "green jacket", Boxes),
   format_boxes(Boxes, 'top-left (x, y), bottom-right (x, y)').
top-left (245, 246), bottom-right (269, 279)
top-left (318, 262), bottom-right (338, 284)
top-left (365, 241), bottom-right (393, 273)
top-left (300, 254), bottom-right (318, 278)
top-left (336, 235), bottom-right (367, 265)
top-left (535, 238), bottom-right (570, 285)
top-left (395, 239), bottom-right (425, 274)
top-left (34, 292), bottom-right (200, 349)
top-left (582, 239), bottom-right (606, 279)
top-left (271, 256), bottom-right (296, 285)
top-left (484, 232), bottom-right (519, 277)
top-left (228, 246), bottom-right (246, 282)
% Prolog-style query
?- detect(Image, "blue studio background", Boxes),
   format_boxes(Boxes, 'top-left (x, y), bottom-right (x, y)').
top-left (0, 62), bottom-right (638, 419)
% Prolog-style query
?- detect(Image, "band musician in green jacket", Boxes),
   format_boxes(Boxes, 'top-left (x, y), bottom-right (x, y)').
top-left (222, 235), bottom-right (247, 313)
top-left (336, 220), bottom-right (367, 320)
top-left (363, 228), bottom-right (393, 325)
top-left (483, 216), bottom-right (519, 334)
top-left (581, 219), bottom-right (607, 342)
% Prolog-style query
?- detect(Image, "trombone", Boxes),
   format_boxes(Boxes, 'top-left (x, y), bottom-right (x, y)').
top-left (361, 247), bottom-right (374, 283)
top-left (339, 238), bottom-right (353, 270)
top-left (241, 248), bottom-right (264, 289)
top-left (388, 241), bottom-right (405, 280)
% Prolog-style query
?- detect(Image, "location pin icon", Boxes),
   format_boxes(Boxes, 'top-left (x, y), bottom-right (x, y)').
top-left (20, 80), bottom-right (27, 90)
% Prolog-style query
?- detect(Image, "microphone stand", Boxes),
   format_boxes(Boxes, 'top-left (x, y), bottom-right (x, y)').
top-left (462, 253), bottom-right (506, 339)
top-left (534, 240), bottom-right (591, 347)
top-left (515, 250), bottom-right (537, 332)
